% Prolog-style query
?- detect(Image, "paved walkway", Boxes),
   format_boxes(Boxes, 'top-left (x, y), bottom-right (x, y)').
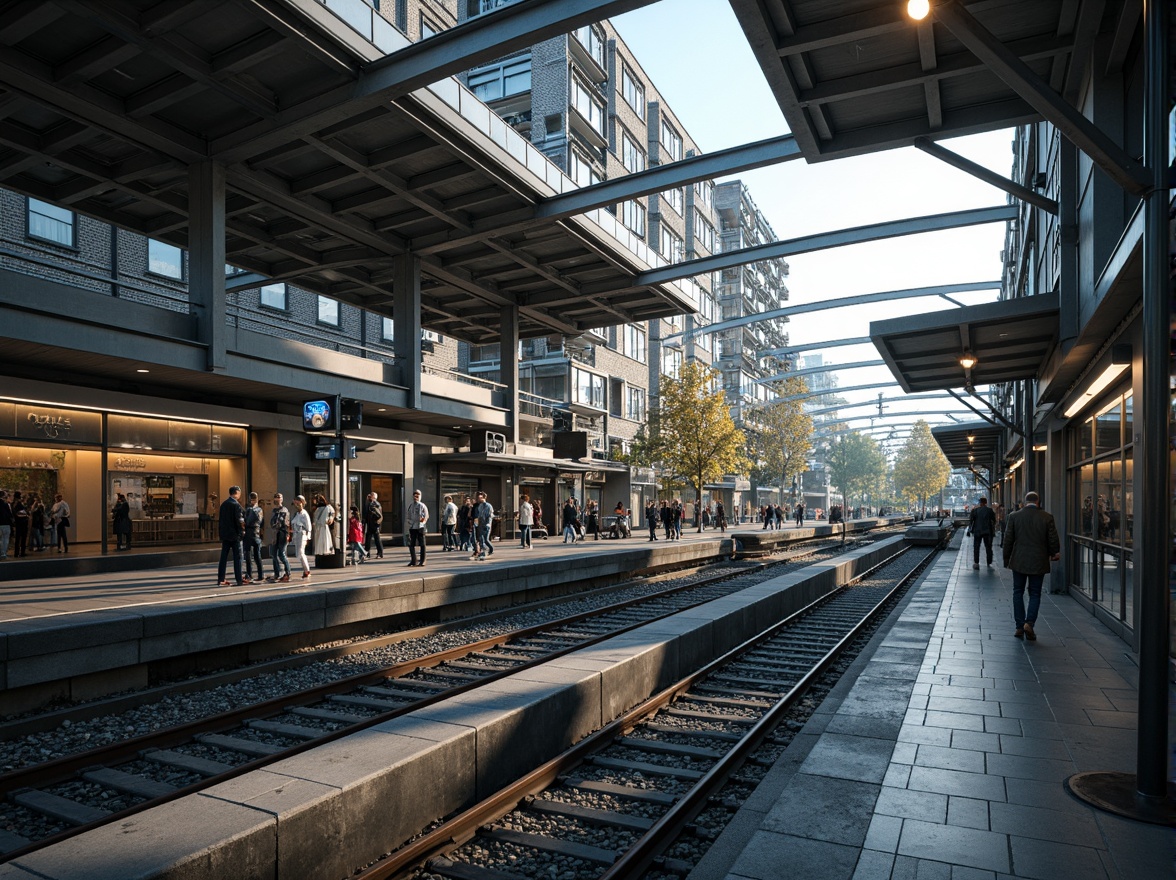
top-left (0, 528), bottom-right (727, 624)
top-left (695, 536), bottom-right (1168, 880)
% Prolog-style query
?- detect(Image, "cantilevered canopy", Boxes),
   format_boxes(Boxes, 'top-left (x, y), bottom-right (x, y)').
top-left (869, 294), bottom-right (1058, 393)
top-left (730, 0), bottom-right (1096, 161)
top-left (931, 421), bottom-right (1002, 470)
top-left (0, 0), bottom-right (694, 344)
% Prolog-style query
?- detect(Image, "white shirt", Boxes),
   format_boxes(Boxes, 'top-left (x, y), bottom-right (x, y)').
top-left (518, 500), bottom-right (533, 526)
top-left (406, 500), bottom-right (429, 529)
top-left (443, 501), bottom-right (458, 525)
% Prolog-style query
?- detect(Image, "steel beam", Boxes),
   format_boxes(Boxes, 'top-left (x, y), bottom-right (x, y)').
top-left (804, 393), bottom-right (957, 419)
top-left (636, 205), bottom-right (1016, 288)
top-left (760, 336), bottom-right (873, 359)
top-left (769, 380), bottom-right (900, 405)
top-left (914, 137), bottom-right (1058, 213)
top-left (218, 0), bottom-right (654, 160)
top-left (933, 0), bottom-right (1149, 195)
top-left (757, 360), bottom-right (886, 384)
top-left (666, 281), bottom-right (999, 343)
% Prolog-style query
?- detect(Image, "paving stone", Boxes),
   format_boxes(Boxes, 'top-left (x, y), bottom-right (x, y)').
top-left (994, 734), bottom-right (1072, 760)
top-left (923, 710), bottom-right (987, 732)
top-left (883, 762), bottom-right (913, 788)
top-left (874, 786), bottom-right (948, 823)
top-left (950, 868), bottom-right (996, 880)
top-left (761, 774), bottom-right (879, 847)
top-left (863, 813), bottom-right (903, 853)
top-left (907, 766), bottom-right (1007, 802)
top-left (984, 752), bottom-right (1074, 783)
top-left (914, 743), bottom-right (986, 774)
top-left (981, 715), bottom-right (1022, 735)
top-left (1008, 834), bottom-right (1109, 880)
top-left (800, 733), bottom-right (895, 784)
top-left (852, 848), bottom-right (895, 880)
top-left (949, 730), bottom-right (1001, 753)
top-left (899, 724), bottom-right (954, 747)
top-left (914, 858), bottom-right (952, 880)
top-left (946, 795), bottom-right (989, 830)
top-left (897, 818), bottom-right (1010, 874)
top-left (729, 831), bottom-right (859, 880)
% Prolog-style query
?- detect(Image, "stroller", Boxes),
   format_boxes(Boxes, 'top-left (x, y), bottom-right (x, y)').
top-left (608, 511), bottom-right (631, 539)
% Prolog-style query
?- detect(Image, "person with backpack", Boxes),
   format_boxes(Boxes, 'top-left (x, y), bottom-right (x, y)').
top-left (267, 493), bottom-right (291, 582)
top-left (243, 492), bottom-right (264, 581)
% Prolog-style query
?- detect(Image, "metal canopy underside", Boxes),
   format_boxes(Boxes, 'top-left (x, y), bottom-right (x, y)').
top-left (931, 420), bottom-right (1002, 469)
top-left (869, 293), bottom-right (1059, 393)
top-left (730, 0), bottom-right (1091, 161)
top-left (0, 0), bottom-right (693, 344)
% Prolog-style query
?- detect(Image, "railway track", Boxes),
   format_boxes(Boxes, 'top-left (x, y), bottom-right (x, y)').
top-left (0, 533), bottom-right (887, 861)
top-left (353, 543), bottom-right (937, 880)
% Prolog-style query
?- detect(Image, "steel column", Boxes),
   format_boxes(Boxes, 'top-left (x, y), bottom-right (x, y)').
top-left (188, 161), bottom-right (226, 372)
top-left (500, 305), bottom-right (520, 445)
top-left (392, 254), bottom-right (423, 410)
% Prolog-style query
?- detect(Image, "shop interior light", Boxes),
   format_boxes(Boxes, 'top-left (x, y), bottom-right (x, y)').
top-left (907, 0), bottom-right (931, 20)
top-left (1033, 444), bottom-right (1047, 452)
top-left (1063, 362), bottom-right (1129, 417)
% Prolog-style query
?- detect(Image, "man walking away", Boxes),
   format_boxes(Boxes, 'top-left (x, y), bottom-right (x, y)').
top-left (243, 492), bottom-right (264, 581)
top-left (967, 497), bottom-right (997, 570)
top-left (406, 489), bottom-right (429, 566)
top-left (441, 495), bottom-right (458, 551)
top-left (216, 486), bottom-right (249, 586)
top-left (518, 493), bottom-right (534, 549)
top-left (268, 493), bottom-right (291, 582)
top-left (1002, 491), bottom-right (1060, 641)
top-left (794, 503), bottom-right (805, 527)
top-left (363, 492), bottom-right (384, 559)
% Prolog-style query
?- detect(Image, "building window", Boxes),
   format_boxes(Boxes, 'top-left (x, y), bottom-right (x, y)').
top-left (260, 282), bottom-right (288, 310)
top-left (27, 198), bottom-right (75, 246)
top-left (623, 324), bottom-right (647, 363)
top-left (660, 225), bottom-right (684, 262)
top-left (699, 292), bottom-right (716, 322)
top-left (573, 367), bottom-right (605, 409)
top-left (570, 150), bottom-right (602, 187)
top-left (148, 239), bottom-right (184, 279)
top-left (694, 179), bottom-right (714, 209)
top-left (694, 213), bottom-right (716, 252)
top-left (662, 347), bottom-right (682, 379)
top-left (620, 200), bottom-right (646, 237)
top-left (381, 317), bottom-right (394, 341)
top-left (621, 131), bottom-right (646, 174)
top-left (660, 120), bottom-right (683, 162)
top-left (471, 343), bottom-right (500, 362)
top-left (620, 65), bottom-right (645, 119)
top-left (571, 25), bottom-right (605, 69)
top-left (420, 17), bottom-right (437, 39)
top-left (693, 322), bottom-right (711, 353)
top-left (469, 56), bottom-right (531, 102)
top-left (626, 386), bottom-right (646, 421)
top-left (570, 78), bottom-right (605, 137)
top-left (662, 187), bottom-right (683, 215)
top-left (317, 296), bottom-right (339, 326)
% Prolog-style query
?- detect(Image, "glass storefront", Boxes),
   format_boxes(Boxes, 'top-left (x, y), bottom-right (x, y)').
top-left (0, 399), bottom-right (248, 551)
top-left (1067, 389), bottom-right (1134, 624)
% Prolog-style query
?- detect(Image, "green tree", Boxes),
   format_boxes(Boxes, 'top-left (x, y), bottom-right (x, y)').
top-left (892, 419), bottom-right (952, 517)
top-left (825, 432), bottom-right (888, 513)
top-left (657, 362), bottom-right (748, 530)
top-left (746, 376), bottom-right (814, 500)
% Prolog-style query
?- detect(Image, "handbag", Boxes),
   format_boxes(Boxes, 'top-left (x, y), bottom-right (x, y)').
top-left (60, 516), bottom-right (70, 528)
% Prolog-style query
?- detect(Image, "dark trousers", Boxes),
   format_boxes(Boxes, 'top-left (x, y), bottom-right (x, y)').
top-left (272, 539), bottom-right (290, 577)
top-left (1012, 571), bottom-right (1044, 627)
top-left (115, 530), bottom-right (131, 550)
top-left (364, 522), bottom-right (384, 557)
top-left (973, 532), bottom-right (993, 564)
top-left (56, 524), bottom-right (69, 551)
top-left (648, 518), bottom-right (657, 540)
top-left (218, 539), bottom-right (243, 583)
top-left (13, 522), bottom-right (27, 557)
top-left (442, 522), bottom-right (456, 549)
top-left (244, 536), bottom-right (263, 579)
top-left (408, 527), bottom-right (426, 564)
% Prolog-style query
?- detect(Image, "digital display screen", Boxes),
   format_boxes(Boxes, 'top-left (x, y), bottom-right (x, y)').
top-left (302, 399), bottom-right (333, 431)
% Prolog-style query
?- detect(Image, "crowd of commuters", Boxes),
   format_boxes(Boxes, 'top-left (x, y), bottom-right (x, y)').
top-left (0, 490), bottom-right (70, 559)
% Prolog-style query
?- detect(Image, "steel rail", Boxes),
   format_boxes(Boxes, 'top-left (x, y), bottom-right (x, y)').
top-left (357, 543), bottom-right (931, 879)
top-left (0, 534), bottom-right (874, 865)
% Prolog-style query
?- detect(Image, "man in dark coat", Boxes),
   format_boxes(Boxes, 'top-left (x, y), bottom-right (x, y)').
top-left (1002, 491), bottom-right (1060, 641)
top-left (216, 486), bottom-right (248, 586)
top-left (363, 492), bottom-right (384, 559)
top-left (967, 497), bottom-right (998, 570)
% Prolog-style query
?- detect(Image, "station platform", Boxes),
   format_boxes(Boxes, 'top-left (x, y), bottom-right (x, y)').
top-left (695, 538), bottom-right (1168, 880)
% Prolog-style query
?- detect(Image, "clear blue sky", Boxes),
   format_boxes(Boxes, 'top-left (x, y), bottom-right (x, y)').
top-left (614, 1), bottom-right (1013, 432)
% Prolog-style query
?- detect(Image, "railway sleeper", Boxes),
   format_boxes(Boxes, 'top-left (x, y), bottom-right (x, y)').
top-left (141, 748), bottom-right (233, 777)
top-left (407, 668), bottom-right (483, 683)
top-left (80, 766), bottom-right (177, 799)
top-left (444, 658), bottom-right (524, 673)
top-left (330, 692), bottom-right (411, 708)
top-left (642, 722), bottom-right (743, 741)
top-left (709, 672), bottom-right (798, 689)
top-left (526, 797), bottom-right (655, 831)
top-left (561, 778), bottom-right (678, 805)
top-left (10, 789), bottom-right (109, 826)
top-left (286, 705), bottom-right (370, 724)
top-left (615, 737), bottom-right (725, 760)
top-left (247, 719), bottom-right (330, 740)
top-left (482, 826), bottom-right (620, 865)
top-left (681, 691), bottom-right (778, 707)
top-left (587, 755), bottom-right (705, 780)
top-left (194, 733), bottom-right (284, 757)
top-left (426, 855), bottom-right (528, 880)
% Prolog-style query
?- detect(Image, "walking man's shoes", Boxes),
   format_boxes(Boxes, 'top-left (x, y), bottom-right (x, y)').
top-left (973, 563), bottom-right (979, 570)
top-left (1014, 627), bottom-right (1024, 639)
top-left (1023, 622), bottom-right (1036, 641)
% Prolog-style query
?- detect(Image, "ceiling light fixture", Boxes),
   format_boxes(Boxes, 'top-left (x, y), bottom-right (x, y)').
top-left (1063, 362), bottom-right (1130, 417)
top-left (136, 368), bottom-right (150, 373)
top-left (958, 351), bottom-right (977, 370)
top-left (907, 0), bottom-right (931, 20)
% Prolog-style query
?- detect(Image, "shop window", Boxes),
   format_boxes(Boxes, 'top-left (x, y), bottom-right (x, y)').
top-left (260, 283), bottom-right (288, 310)
top-left (27, 198), bottom-right (75, 247)
top-left (381, 317), bottom-right (394, 341)
top-left (148, 239), bottom-right (184, 279)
